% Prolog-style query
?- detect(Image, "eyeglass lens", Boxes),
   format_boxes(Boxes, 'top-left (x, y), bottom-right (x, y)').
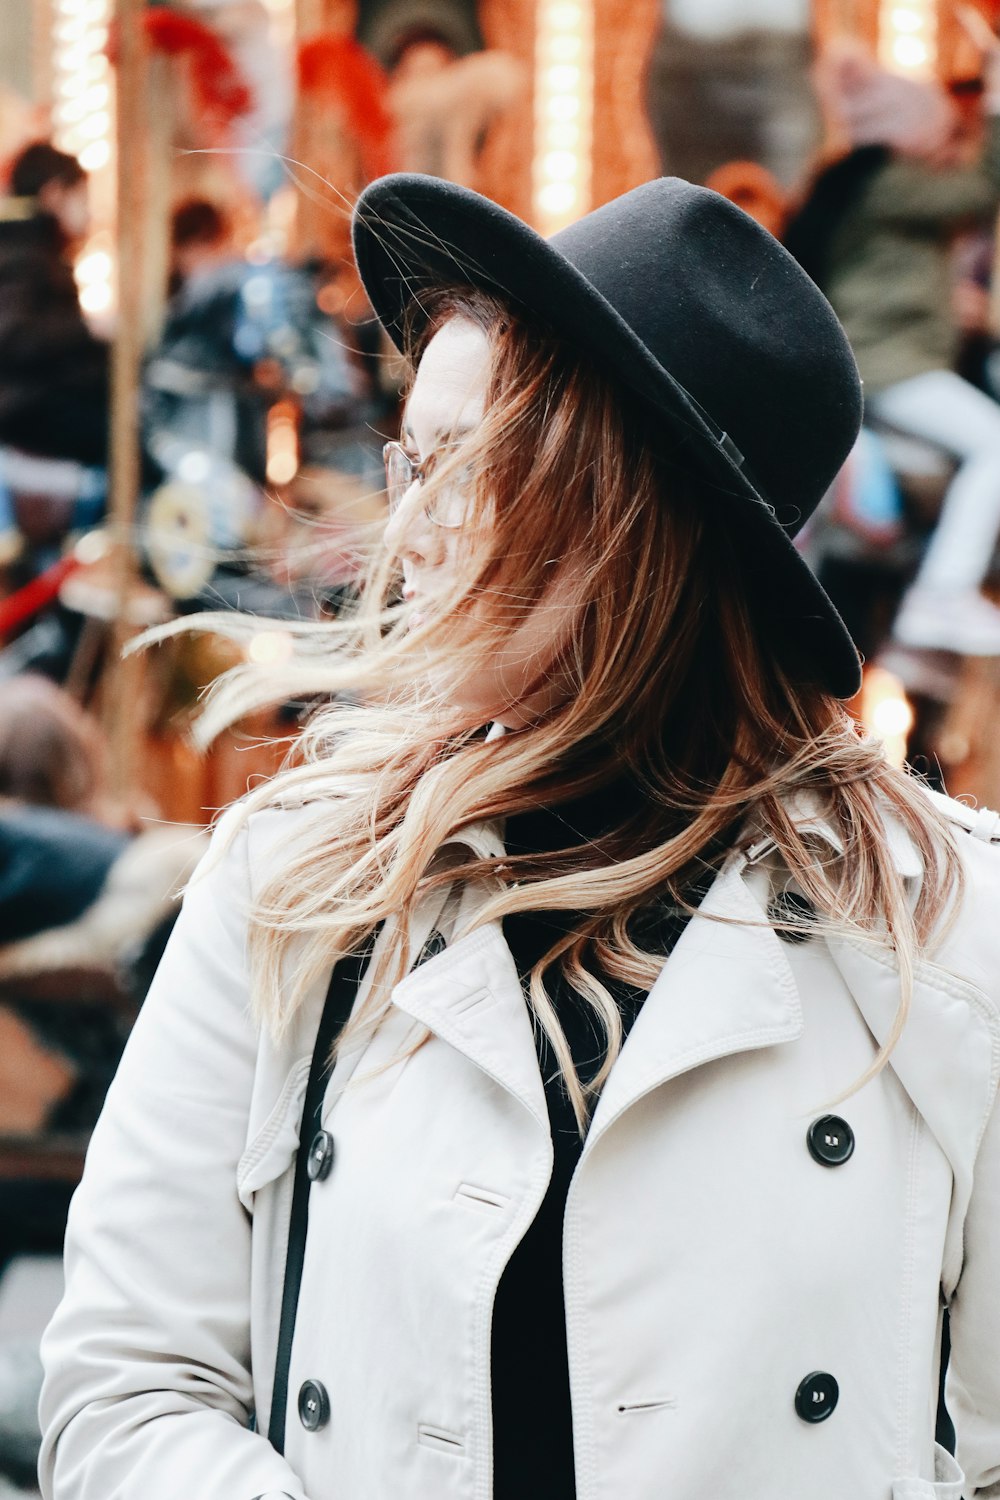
top-left (384, 444), bottom-right (413, 513)
top-left (383, 442), bottom-right (467, 529)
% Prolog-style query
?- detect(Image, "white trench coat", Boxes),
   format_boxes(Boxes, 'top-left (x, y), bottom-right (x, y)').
top-left (38, 791), bottom-right (1000, 1500)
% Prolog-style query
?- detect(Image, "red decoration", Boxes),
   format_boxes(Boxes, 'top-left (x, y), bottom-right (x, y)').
top-left (297, 35), bottom-right (394, 181)
top-left (0, 553), bottom-right (82, 639)
top-left (109, 8), bottom-right (254, 133)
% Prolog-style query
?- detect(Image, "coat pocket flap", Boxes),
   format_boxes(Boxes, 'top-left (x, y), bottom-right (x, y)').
top-left (236, 1056), bottom-right (310, 1210)
top-left (892, 1444), bottom-right (965, 1499)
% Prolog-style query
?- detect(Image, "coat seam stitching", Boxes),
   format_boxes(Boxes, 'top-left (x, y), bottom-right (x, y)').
top-left (896, 1102), bottom-right (921, 1473)
top-left (237, 1056), bottom-right (311, 1189)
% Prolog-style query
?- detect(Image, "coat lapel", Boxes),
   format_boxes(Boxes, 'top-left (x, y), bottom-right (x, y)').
top-left (390, 919), bottom-right (550, 1132)
top-left (582, 854), bottom-right (804, 1157)
top-left (386, 813), bottom-right (549, 1130)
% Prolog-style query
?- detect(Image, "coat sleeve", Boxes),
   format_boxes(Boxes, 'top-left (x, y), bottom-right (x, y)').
top-left (947, 1077), bottom-right (1000, 1499)
top-left (868, 112), bottom-right (1000, 228)
top-left (37, 808), bottom-right (309, 1500)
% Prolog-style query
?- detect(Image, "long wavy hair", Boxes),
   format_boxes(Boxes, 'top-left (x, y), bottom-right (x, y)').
top-left (169, 286), bottom-right (961, 1129)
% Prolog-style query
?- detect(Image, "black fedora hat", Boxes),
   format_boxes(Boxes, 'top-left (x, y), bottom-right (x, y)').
top-left (352, 173), bottom-right (863, 698)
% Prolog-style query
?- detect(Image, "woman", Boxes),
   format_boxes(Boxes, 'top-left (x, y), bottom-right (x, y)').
top-left (38, 174), bottom-right (1000, 1499)
top-left (784, 37), bottom-right (1000, 657)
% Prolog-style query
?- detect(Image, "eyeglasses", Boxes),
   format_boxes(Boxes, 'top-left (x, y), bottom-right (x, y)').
top-left (382, 440), bottom-right (470, 531)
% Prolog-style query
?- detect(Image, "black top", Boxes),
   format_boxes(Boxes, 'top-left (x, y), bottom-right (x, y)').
top-left (491, 785), bottom-right (698, 1498)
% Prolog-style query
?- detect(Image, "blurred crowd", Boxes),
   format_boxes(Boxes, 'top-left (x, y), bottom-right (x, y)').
top-left (786, 32), bottom-right (1000, 690)
top-left (4, 14), bottom-right (1000, 1489)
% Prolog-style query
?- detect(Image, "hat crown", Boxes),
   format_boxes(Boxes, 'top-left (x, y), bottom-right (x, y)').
top-left (548, 177), bottom-right (861, 529)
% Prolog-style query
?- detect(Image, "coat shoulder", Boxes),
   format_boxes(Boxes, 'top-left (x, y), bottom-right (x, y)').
top-left (215, 797), bottom-right (342, 903)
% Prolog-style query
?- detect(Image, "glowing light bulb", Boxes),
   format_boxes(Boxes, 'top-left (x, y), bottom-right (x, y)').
top-left (546, 94), bottom-right (580, 121)
top-left (78, 139), bottom-right (110, 171)
top-left (547, 34), bottom-right (582, 62)
top-left (247, 631), bottom-right (294, 666)
top-left (880, 0), bottom-right (935, 75)
top-left (538, 181), bottom-right (577, 214)
top-left (80, 110), bottom-right (110, 140)
top-left (547, 121), bottom-right (580, 149)
top-left (873, 695), bottom-right (914, 739)
top-left (893, 34), bottom-right (929, 67)
top-left (76, 248), bottom-right (111, 284)
top-left (544, 63), bottom-right (581, 93)
top-left (79, 281), bottom-right (112, 314)
top-left (541, 149), bottom-right (577, 181)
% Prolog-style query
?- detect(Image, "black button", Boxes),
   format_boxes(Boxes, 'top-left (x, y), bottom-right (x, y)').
top-left (298, 1378), bottom-right (330, 1431)
top-left (795, 1371), bottom-right (839, 1422)
top-left (807, 1115), bottom-right (855, 1167)
top-left (306, 1129), bottom-right (334, 1182)
top-left (769, 889), bottom-right (815, 943)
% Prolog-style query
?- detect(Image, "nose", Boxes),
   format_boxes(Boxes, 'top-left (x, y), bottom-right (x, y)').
top-left (384, 481), bottom-right (444, 566)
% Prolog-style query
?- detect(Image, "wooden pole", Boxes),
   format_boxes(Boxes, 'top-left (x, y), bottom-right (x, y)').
top-left (141, 54), bottom-right (175, 349)
top-left (104, 0), bottom-right (147, 805)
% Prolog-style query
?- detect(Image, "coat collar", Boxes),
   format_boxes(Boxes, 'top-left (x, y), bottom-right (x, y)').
top-left (388, 789), bottom-right (985, 1167)
top-left (739, 788), bottom-right (924, 884)
top-left (390, 823), bottom-right (803, 1142)
top-left (392, 920), bottom-right (549, 1130)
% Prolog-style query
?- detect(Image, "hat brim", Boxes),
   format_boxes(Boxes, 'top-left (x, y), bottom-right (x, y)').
top-left (353, 174), bottom-right (862, 699)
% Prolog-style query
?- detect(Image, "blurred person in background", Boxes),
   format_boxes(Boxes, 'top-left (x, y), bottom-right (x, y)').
top-left (0, 142), bottom-right (108, 469)
top-left (0, 672), bottom-right (110, 823)
top-left (0, 674), bottom-right (204, 974)
top-left (167, 196), bottom-right (235, 300)
top-left (155, 196), bottom-right (241, 378)
top-left (785, 32), bottom-right (1000, 657)
top-left (0, 679), bottom-right (204, 1487)
top-left (387, 28), bottom-right (525, 189)
top-left (951, 212), bottom-right (1000, 399)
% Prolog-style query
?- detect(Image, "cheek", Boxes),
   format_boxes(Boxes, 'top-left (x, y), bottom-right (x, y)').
top-left (494, 598), bottom-right (566, 683)
top-left (434, 576), bottom-right (581, 720)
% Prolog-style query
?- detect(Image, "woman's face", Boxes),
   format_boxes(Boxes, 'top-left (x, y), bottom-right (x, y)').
top-left (383, 316), bottom-right (580, 728)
